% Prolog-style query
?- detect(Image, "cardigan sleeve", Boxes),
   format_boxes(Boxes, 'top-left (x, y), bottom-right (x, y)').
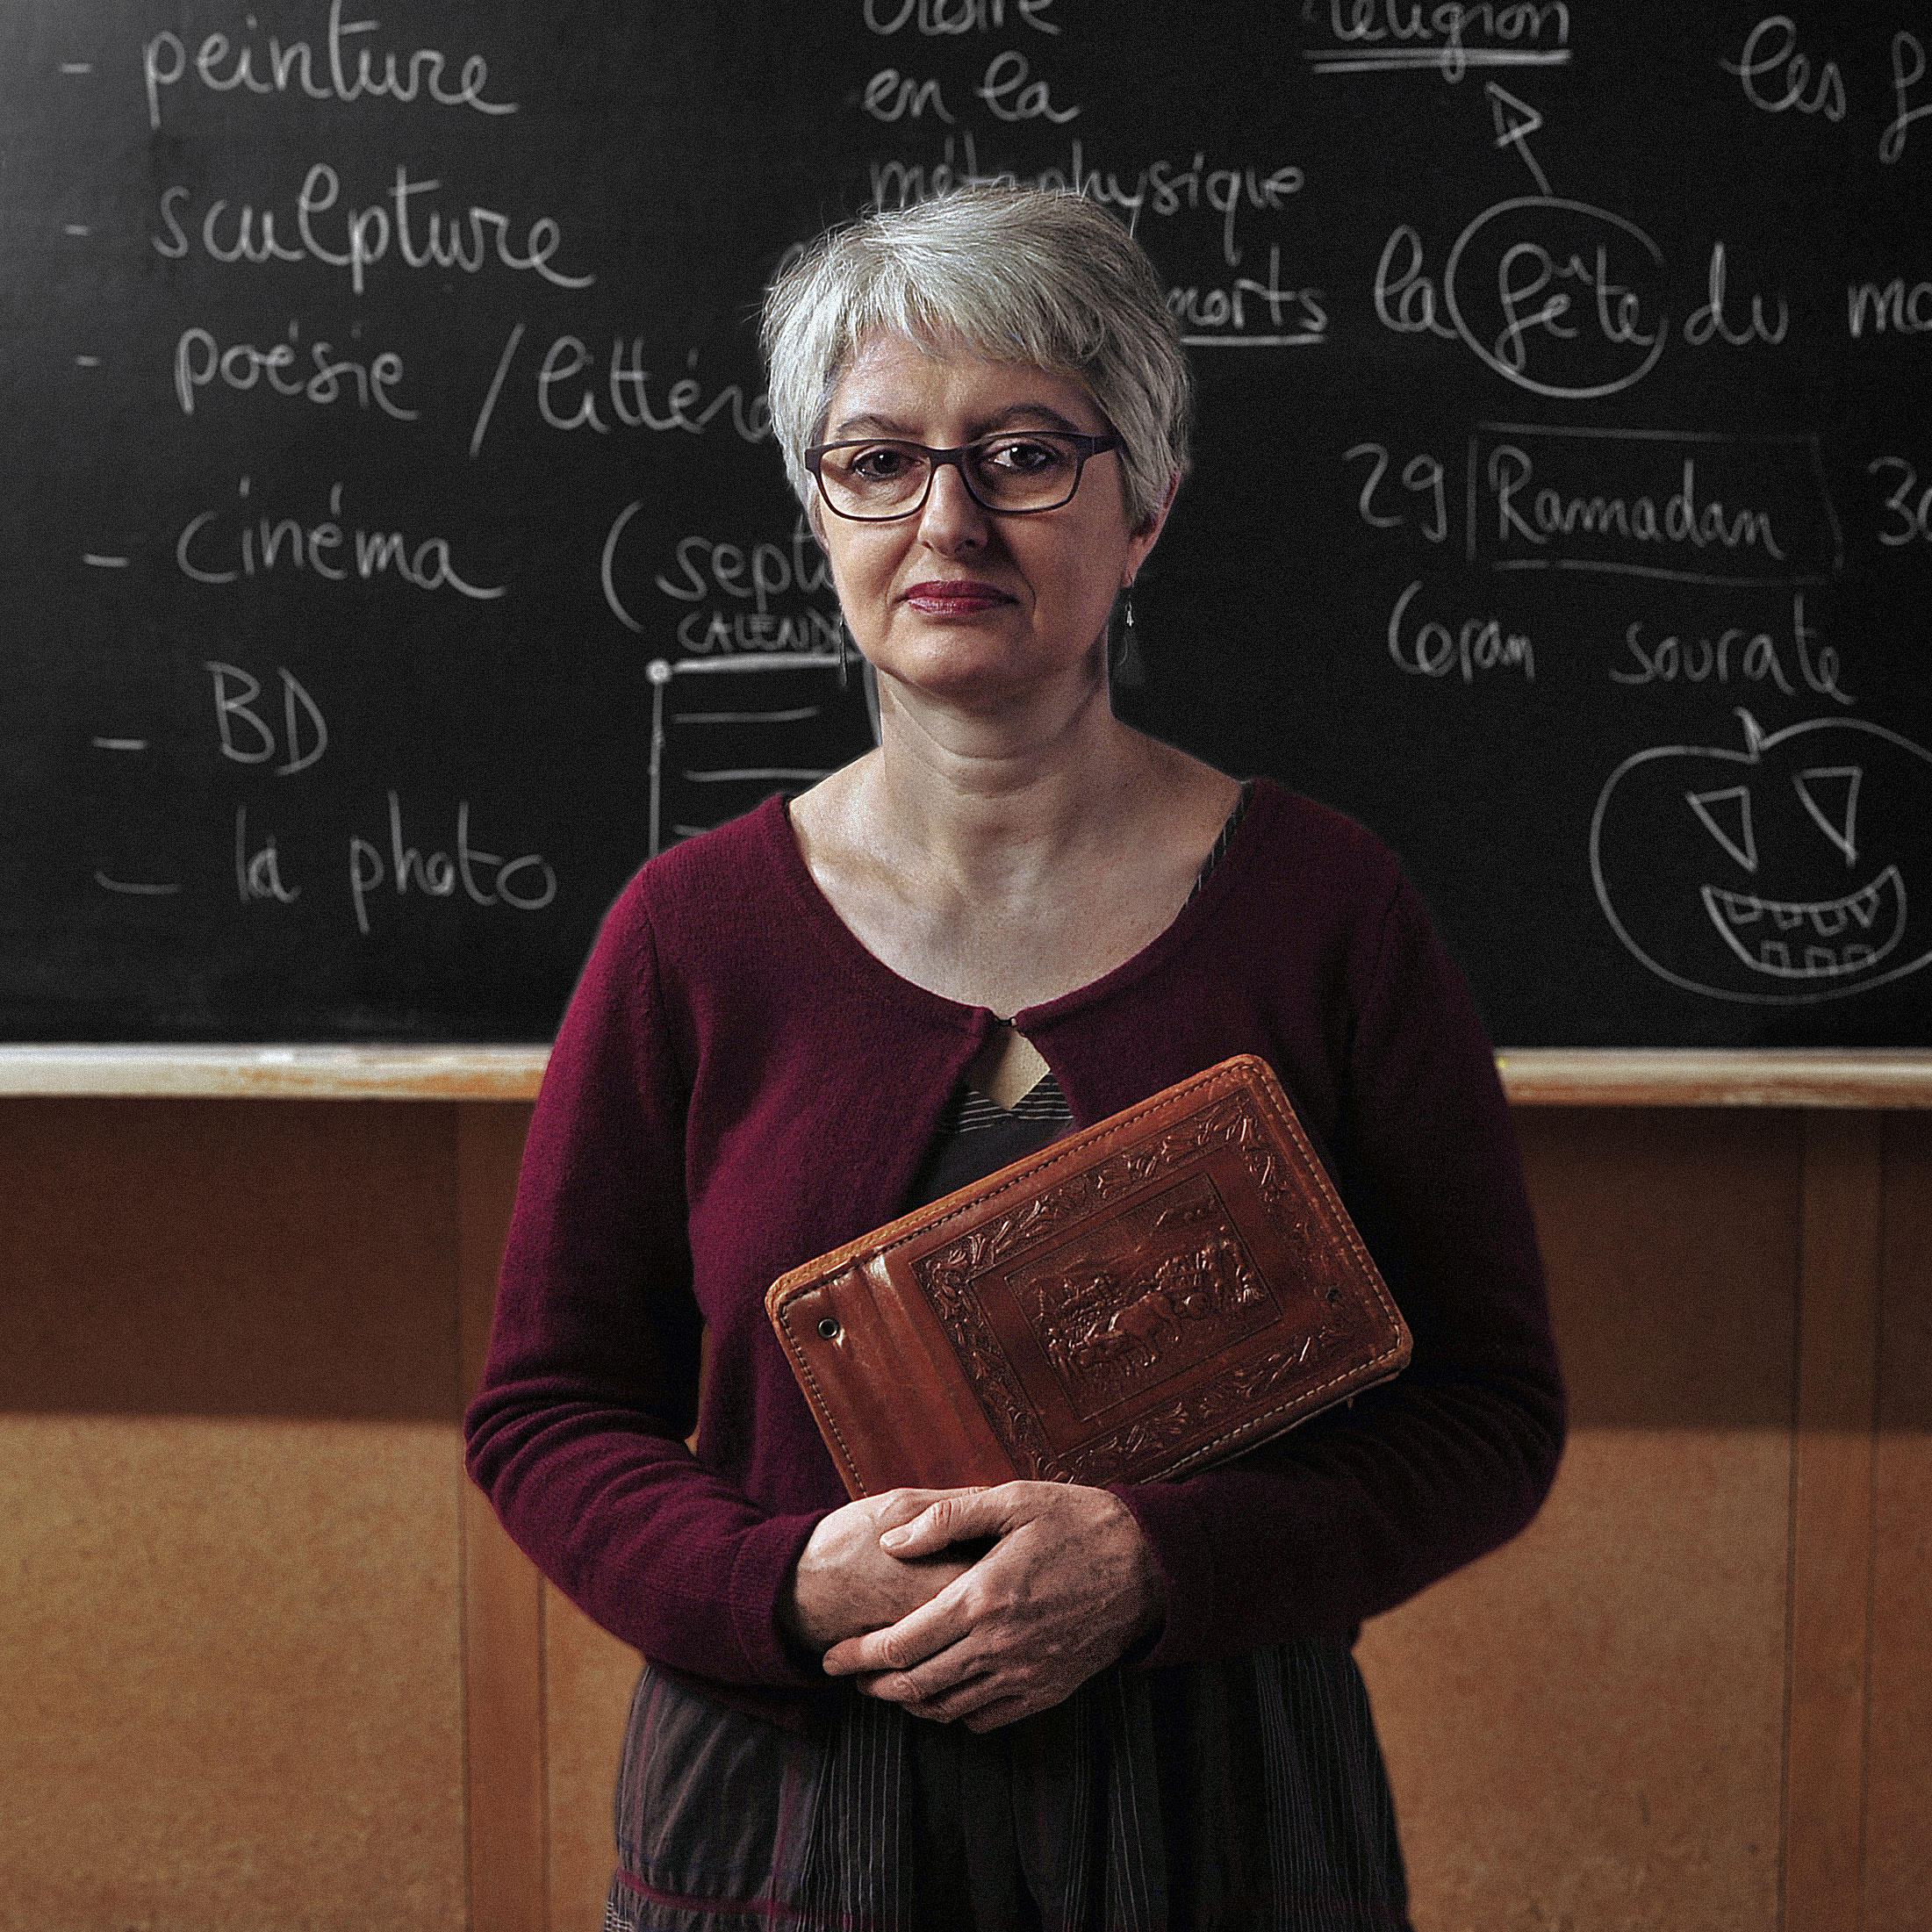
top-left (1110, 877), bottom-right (1566, 1665)
top-left (463, 881), bottom-right (830, 1689)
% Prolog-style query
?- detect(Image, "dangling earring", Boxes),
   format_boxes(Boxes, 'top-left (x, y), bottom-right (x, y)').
top-left (1114, 582), bottom-right (1147, 688)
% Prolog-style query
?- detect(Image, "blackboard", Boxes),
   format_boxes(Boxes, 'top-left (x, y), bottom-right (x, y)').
top-left (2, 0), bottom-right (1928, 1045)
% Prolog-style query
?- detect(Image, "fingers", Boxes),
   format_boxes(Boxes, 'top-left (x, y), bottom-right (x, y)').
top-left (784, 1490), bottom-right (984, 1651)
top-left (854, 1661), bottom-right (1051, 1733)
top-left (868, 1486), bottom-right (972, 1533)
top-left (822, 1483), bottom-right (1165, 1730)
top-left (876, 1484), bottom-right (1008, 1559)
top-left (821, 1580), bottom-right (972, 1677)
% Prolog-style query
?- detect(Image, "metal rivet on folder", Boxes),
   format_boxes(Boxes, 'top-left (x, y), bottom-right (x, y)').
top-left (817, 1317), bottom-right (840, 1339)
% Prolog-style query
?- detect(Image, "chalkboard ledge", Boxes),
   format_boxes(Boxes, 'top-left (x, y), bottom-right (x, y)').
top-left (1, 1046), bottom-right (1930, 1108)
top-left (1493, 1050), bottom-right (1932, 1110)
top-left (0, 1045), bottom-right (549, 1102)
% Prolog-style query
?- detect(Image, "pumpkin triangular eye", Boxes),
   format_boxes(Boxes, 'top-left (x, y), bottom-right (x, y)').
top-left (1687, 786), bottom-right (1756, 873)
top-left (1793, 766), bottom-right (1860, 866)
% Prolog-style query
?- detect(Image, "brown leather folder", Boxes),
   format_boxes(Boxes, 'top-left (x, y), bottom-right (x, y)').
top-left (766, 1054), bottom-right (1411, 1497)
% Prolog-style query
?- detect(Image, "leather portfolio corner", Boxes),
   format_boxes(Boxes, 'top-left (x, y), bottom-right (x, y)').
top-left (766, 1054), bottom-right (1411, 1498)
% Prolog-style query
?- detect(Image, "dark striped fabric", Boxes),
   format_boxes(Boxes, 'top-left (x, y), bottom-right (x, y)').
top-left (952, 1081), bottom-right (1078, 1132)
top-left (605, 1648), bottom-right (1410, 1930)
top-left (905, 1070), bottom-right (1074, 1203)
top-left (1188, 781), bottom-right (1253, 902)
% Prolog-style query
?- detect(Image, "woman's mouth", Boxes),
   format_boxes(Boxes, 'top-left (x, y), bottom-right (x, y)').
top-left (901, 579), bottom-right (1013, 615)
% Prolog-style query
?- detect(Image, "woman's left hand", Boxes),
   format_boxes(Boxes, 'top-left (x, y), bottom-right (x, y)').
top-left (817, 1481), bottom-right (1167, 1732)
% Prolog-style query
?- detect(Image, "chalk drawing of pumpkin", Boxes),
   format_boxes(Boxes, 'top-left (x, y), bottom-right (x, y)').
top-left (1590, 708), bottom-right (1932, 1002)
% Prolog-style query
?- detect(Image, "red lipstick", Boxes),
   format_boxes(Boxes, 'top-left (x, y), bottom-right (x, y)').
top-left (902, 578), bottom-right (1011, 615)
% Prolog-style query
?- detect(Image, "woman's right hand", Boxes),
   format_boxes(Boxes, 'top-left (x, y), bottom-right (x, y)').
top-left (780, 1488), bottom-right (980, 1652)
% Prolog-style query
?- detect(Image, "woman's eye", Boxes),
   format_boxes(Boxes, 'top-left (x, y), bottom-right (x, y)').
top-left (983, 438), bottom-right (1060, 473)
top-left (845, 445), bottom-right (916, 480)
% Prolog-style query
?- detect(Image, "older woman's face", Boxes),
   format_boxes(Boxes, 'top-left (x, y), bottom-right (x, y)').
top-left (815, 332), bottom-right (1167, 710)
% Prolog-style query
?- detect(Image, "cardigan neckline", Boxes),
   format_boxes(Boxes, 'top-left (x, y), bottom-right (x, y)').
top-left (758, 775), bottom-right (1280, 1038)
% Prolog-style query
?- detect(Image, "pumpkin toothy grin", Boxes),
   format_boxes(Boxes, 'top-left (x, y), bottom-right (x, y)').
top-left (1700, 865), bottom-right (1906, 979)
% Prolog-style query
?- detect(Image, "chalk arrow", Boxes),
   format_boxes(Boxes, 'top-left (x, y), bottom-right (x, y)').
top-left (1487, 82), bottom-right (1553, 198)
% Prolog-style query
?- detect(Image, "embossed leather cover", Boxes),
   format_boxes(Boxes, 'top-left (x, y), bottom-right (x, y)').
top-left (765, 1055), bottom-right (1411, 1497)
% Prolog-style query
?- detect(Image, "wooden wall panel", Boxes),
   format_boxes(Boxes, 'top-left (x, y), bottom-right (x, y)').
top-left (0, 1100), bottom-right (465, 1932)
top-left (542, 1586), bottom-right (641, 1932)
top-left (456, 1104), bottom-right (547, 1932)
top-left (1785, 1114), bottom-right (1884, 1932)
top-left (7, 1093), bottom-right (1929, 1928)
top-left (1357, 1108), bottom-right (1802, 1932)
top-left (1865, 1111), bottom-right (1932, 1932)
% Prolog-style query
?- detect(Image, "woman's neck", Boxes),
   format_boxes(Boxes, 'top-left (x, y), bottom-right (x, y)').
top-left (858, 664), bottom-right (1151, 898)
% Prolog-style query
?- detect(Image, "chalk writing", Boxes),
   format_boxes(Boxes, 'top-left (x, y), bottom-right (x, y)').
top-left (12, 0), bottom-right (1930, 1051)
top-left (175, 322), bottom-right (417, 418)
top-left (603, 507), bottom-right (835, 643)
top-left (647, 523), bottom-right (844, 653)
top-left (864, 0), bottom-right (1059, 36)
top-left (1443, 199), bottom-right (1669, 398)
top-left (1847, 277), bottom-right (1932, 337)
top-left (153, 165), bottom-right (593, 296)
top-left (532, 338), bottom-right (773, 440)
top-left (863, 68), bottom-right (957, 120)
top-left (675, 608), bottom-right (849, 655)
top-left (143, 3), bottom-right (518, 129)
top-left (1304, 1), bottom-right (1571, 82)
top-left (233, 806), bottom-right (300, 904)
top-left (1682, 243), bottom-right (1788, 348)
top-left (177, 478), bottom-right (506, 600)
top-left (1490, 450), bottom-right (1784, 562)
top-left (1386, 581), bottom-right (1534, 682)
top-left (1870, 458), bottom-right (1932, 545)
top-left (206, 663), bottom-right (329, 772)
top-left (1608, 596), bottom-right (1851, 705)
top-left (1882, 32), bottom-right (1929, 164)
top-left (349, 794), bottom-right (556, 935)
top-left (869, 134), bottom-right (1302, 266)
top-left (1469, 427), bottom-right (1842, 586)
top-left (1721, 16), bottom-right (1846, 123)
top-left (653, 524), bottom-right (836, 612)
top-left (1346, 442), bottom-right (1449, 542)
top-left (976, 51), bottom-right (1079, 120)
top-left (1375, 226), bottom-right (1459, 338)
top-left (1168, 250), bottom-right (1325, 344)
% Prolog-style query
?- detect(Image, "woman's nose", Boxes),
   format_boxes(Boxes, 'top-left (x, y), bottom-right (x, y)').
top-left (916, 458), bottom-right (990, 551)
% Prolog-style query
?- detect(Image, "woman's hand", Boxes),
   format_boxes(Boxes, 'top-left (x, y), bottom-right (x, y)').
top-left (818, 1482), bottom-right (1166, 1732)
top-left (780, 1488), bottom-right (978, 1651)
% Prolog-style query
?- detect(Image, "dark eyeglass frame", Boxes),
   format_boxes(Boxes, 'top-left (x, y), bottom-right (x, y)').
top-left (802, 430), bottom-right (1122, 522)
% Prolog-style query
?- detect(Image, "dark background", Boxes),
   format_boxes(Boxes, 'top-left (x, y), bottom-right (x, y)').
top-left (2, 0), bottom-right (1926, 1043)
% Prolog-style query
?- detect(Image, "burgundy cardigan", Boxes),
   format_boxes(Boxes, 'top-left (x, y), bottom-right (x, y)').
top-left (465, 779), bottom-right (1564, 1696)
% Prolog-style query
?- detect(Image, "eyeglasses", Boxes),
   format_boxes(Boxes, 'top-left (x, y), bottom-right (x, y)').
top-left (803, 430), bottom-right (1121, 521)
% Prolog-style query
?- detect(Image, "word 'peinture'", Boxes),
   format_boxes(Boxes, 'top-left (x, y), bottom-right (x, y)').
top-left (143, 2), bottom-right (517, 129)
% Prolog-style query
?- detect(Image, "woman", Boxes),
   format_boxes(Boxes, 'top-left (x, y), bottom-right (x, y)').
top-left (466, 187), bottom-right (1563, 1931)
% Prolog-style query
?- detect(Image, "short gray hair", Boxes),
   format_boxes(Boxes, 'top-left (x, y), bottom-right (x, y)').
top-left (762, 188), bottom-right (1191, 532)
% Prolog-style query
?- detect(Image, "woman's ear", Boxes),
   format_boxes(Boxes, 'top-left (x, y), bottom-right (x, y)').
top-left (1129, 470), bottom-right (1181, 563)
